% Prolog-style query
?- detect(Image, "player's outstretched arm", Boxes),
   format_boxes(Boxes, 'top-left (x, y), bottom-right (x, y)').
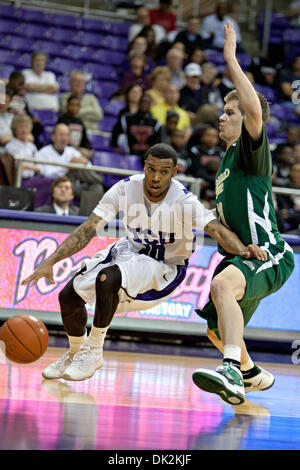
top-left (223, 21), bottom-right (262, 140)
top-left (22, 212), bottom-right (104, 286)
top-left (204, 219), bottom-right (267, 260)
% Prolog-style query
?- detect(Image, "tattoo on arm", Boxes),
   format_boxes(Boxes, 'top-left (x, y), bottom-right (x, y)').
top-left (47, 213), bottom-right (102, 264)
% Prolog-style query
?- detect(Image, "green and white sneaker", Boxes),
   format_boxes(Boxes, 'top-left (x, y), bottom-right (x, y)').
top-left (243, 365), bottom-right (275, 393)
top-left (192, 362), bottom-right (245, 405)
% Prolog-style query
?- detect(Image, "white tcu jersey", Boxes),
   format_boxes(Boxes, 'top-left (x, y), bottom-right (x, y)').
top-left (93, 174), bottom-right (216, 266)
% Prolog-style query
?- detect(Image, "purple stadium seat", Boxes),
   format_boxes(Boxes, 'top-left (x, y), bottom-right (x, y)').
top-left (41, 12), bottom-right (82, 30)
top-left (60, 45), bottom-right (95, 61)
top-left (0, 4), bottom-right (16, 19)
top-left (88, 134), bottom-right (113, 151)
top-left (98, 35), bottom-right (128, 52)
top-left (31, 110), bottom-right (58, 126)
top-left (125, 155), bottom-right (143, 171)
top-left (15, 52), bottom-right (32, 68)
top-left (254, 84), bottom-right (278, 104)
top-left (32, 39), bottom-right (64, 57)
top-left (17, 23), bottom-right (53, 40)
top-left (81, 17), bottom-right (108, 33)
top-left (22, 175), bottom-right (55, 207)
top-left (204, 49), bottom-right (225, 66)
top-left (0, 35), bottom-right (36, 53)
top-left (47, 57), bottom-right (83, 75)
top-left (91, 49), bottom-right (126, 66)
top-left (83, 63), bottom-right (118, 81)
top-left (284, 29), bottom-right (300, 44)
top-left (0, 20), bottom-right (21, 35)
top-left (236, 52), bottom-right (251, 70)
top-left (77, 32), bottom-right (104, 47)
top-left (42, 125), bottom-right (55, 146)
top-left (103, 99), bottom-right (126, 117)
top-left (92, 151), bottom-right (124, 187)
top-left (91, 81), bottom-right (119, 100)
top-left (270, 103), bottom-right (299, 122)
top-left (266, 118), bottom-right (281, 136)
top-left (57, 75), bottom-right (70, 92)
top-left (98, 116), bottom-right (117, 133)
top-left (0, 64), bottom-right (14, 80)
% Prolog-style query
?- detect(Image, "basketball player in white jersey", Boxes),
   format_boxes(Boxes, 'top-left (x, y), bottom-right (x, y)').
top-left (22, 143), bottom-right (267, 381)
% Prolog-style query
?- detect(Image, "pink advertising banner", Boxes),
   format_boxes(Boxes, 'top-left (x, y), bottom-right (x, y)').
top-left (0, 227), bottom-right (222, 324)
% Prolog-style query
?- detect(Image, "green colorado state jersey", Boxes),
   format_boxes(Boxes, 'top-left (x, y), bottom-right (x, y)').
top-left (215, 122), bottom-right (284, 256)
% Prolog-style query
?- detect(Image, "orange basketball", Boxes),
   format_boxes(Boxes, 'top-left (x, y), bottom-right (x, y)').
top-left (0, 314), bottom-right (49, 363)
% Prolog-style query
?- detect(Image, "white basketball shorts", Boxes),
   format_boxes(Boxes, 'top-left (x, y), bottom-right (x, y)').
top-left (73, 238), bottom-right (187, 314)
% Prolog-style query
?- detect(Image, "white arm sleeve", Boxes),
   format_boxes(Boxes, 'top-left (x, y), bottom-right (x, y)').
top-left (189, 194), bottom-right (216, 230)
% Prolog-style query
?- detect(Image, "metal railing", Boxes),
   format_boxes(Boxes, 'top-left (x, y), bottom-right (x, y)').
top-left (13, 156), bottom-right (203, 197)
top-left (13, 156), bottom-right (300, 199)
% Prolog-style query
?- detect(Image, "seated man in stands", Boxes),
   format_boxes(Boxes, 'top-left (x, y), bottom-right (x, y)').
top-left (23, 51), bottom-right (59, 111)
top-left (5, 115), bottom-right (40, 179)
top-left (119, 52), bottom-right (151, 94)
top-left (57, 95), bottom-right (93, 160)
top-left (174, 16), bottom-right (205, 59)
top-left (278, 55), bottom-right (300, 117)
top-left (128, 6), bottom-right (166, 44)
top-left (59, 70), bottom-right (103, 134)
top-left (37, 123), bottom-right (103, 198)
top-left (276, 162), bottom-right (300, 233)
top-left (149, 0), bottom-right (177, 35)
top-left (151, 83), bottom-right (192, 144)
top-left (35, 176), bottom-right (79, 216)
top-left (201, 1), bottom-right (242, 50)
top-left (110, 93), bottom-right (161, 160)
top-left (0, 88), bottom-right (14, 151)
top-left (165, 47), bottom-right (186, 88)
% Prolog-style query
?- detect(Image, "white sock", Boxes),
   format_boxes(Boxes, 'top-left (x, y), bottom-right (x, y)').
top-left (87, 325), bottom-right (109, 349)
top-left (241, 356), bottom-right (255, 371)
top-left (68, 331), bottom-right (87, 354)
top-left (223, 344), bottom-right (241, 364)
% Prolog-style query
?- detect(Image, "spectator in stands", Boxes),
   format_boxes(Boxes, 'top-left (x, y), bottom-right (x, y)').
top-left (217, 64), bottom-right (235, 100)
top-left (57, 95), bottom-right (92, 160)
top-left (126, 35), bottom-right (155, 74)
top-left (119, 52), bottom-right (151, 94)
top-left (110, 93), bottom-right (161, 160)
top-left (146, 66), bottom-right (171, 107)
top-left (179, 63), bottom-right (203, 119)
top-left (165, 47), bottom-right (186, 88)
top-left (110, 84), bottom-right (144, 150)
top-left (274, 126), bottom-right (300, 155)
top-left (7, 71), bottom-right (43, 147)
top-left (200, 62), bottom-right (223, 111)
top-left (186, 46), bottom-right (207, 68)
top-left (149, 0), bottom-right (177, 35)
top-left (276, 163), bottom-right (300, 233)
top-left (287, 1), bottom-right (300, 27)
top-left (37, 123), bottom-right (89, 179)
top-left (35, 176), bottom-right (79, 216)
top-left (279, 55), bottom-right (300, 115)
top-left (5, 115), bottom-right (40, 179)
top-left (294, 144), bottom-right (300, 163)
top-left (169, 128), bottom-right (189, 173)
top-left (128, 6), bottom-right (166, 44)
top-left (179, 63), bottom-right (221, 127)
top-left (59, 70), bottom-right (103, 134)
top-left (151, 83), bottom-right (192, 143)
top-left (37, 123), bottom-right (103, 199)
top-left (201, 1), bottom-right (242, 50)
top-left (272, 144), bottom-right (296, 187)
top-left (173, 16), bottom-right (205, 59)
top-left (189, 126), bottom-right (223, 180)
top-left (160, 110), bottom-right (179, 145)
top-left (136, 26), bottom-right (159, 64)
top-left (23, 51), bottom-right (59, 111)
top-left (0, 88), bottom-right (14, 151)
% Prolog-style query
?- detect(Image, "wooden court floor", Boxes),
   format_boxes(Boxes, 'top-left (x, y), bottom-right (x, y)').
top-left (0, 344), bottom-right (300, 451)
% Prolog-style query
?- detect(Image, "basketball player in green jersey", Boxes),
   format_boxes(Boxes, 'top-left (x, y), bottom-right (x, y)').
top-left (192, 22), bottom-right (295, 405)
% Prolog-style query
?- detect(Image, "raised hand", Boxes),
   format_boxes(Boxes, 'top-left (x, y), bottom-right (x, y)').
top-left (223, 21), bottom-right (237, 62)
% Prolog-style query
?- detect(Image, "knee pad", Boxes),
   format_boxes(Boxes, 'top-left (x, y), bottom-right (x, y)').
top-left (95, 265), bottom-right (122, 295)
